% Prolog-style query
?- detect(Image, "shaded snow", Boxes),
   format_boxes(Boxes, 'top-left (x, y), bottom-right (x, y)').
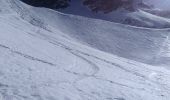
top-left (58, 0), bottom-right (170, 28)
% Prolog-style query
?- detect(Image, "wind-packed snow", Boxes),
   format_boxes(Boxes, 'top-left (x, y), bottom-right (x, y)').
top-left (59, 0), bottom-right (170, 28)
top-left (1, 0), bottom-right (170, 100)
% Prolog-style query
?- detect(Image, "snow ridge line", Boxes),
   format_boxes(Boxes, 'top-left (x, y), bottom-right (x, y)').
top-left (0, 44), bottom-right (56, 66)
top-left (8, 0), bottom-right (51, 32)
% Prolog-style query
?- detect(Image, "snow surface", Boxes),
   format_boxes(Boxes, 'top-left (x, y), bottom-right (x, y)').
top-left (58, 0), bottom-right (170, 28)
top-left (0, 0), bottom-right (170, 100)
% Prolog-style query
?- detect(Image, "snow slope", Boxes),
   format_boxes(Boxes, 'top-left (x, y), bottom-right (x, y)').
top-left (15, 1), bottom-right (170, 67)
top-left (0, 0), bottom-right (170, 100)
top-left (144, 8), bottom-right (170, 19)
top-left (58, 0), bottom-right (170, 28)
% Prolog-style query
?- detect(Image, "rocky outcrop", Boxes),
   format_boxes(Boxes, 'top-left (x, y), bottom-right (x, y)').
top-left (21, 0), bottom-right (71, 9)
top-left (83, 0), bottom-right (148, 13)
top-left (21, 0), bottom-right (150, 13)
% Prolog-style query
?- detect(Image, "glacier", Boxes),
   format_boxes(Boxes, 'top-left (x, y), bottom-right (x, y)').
top-left (0, 0), bottom-right (170, 100)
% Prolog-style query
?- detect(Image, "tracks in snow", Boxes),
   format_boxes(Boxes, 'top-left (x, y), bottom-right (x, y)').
top-left (31, 32), bottom-right (170, 97)
top-left (0, 44), bottom-right (56, 66)
top-left (28, 33), bottom-right (148, 85)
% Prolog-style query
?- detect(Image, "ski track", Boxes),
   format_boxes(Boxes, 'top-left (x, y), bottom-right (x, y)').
top-left (1, 0), bottom-right (170, 99)
top-left (0, 44), bottom-right (56, 66)
top-left (24, 31), bottom-right (170, 98)
top-left (24, 32), bottom-right (146, 95)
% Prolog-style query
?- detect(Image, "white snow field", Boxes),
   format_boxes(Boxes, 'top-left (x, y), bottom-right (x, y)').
top-left (0, 0), bottom-right (170, 100)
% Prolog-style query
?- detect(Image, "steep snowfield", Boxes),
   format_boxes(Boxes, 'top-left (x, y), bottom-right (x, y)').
top-left (59, 0), bottom-right (170, 28)
top-left (144, 9), bottom-right (170, 19)
top-left (23, 5), bottom-right (170, 67)
top-left (1, 0), bottom-right (170, 100)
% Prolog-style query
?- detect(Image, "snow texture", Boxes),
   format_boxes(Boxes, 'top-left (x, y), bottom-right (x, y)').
top-left (0, 0), bottom-right (170, 100)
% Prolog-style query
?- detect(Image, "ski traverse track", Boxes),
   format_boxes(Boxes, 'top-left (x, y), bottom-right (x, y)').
top-left (27, 28), bottom-right (170, 99)
top-left (1, 0), bottom-right (170, 100)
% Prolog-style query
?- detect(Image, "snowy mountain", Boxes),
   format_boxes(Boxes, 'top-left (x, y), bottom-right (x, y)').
top-left (21, 0), bottom-right (170, 28)
top-left (56, 0), bottom-right (170, 28)
top-left (144, 9), bottom-right (170, 19)
top-left (1, 0), bottom-right (170, 100)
